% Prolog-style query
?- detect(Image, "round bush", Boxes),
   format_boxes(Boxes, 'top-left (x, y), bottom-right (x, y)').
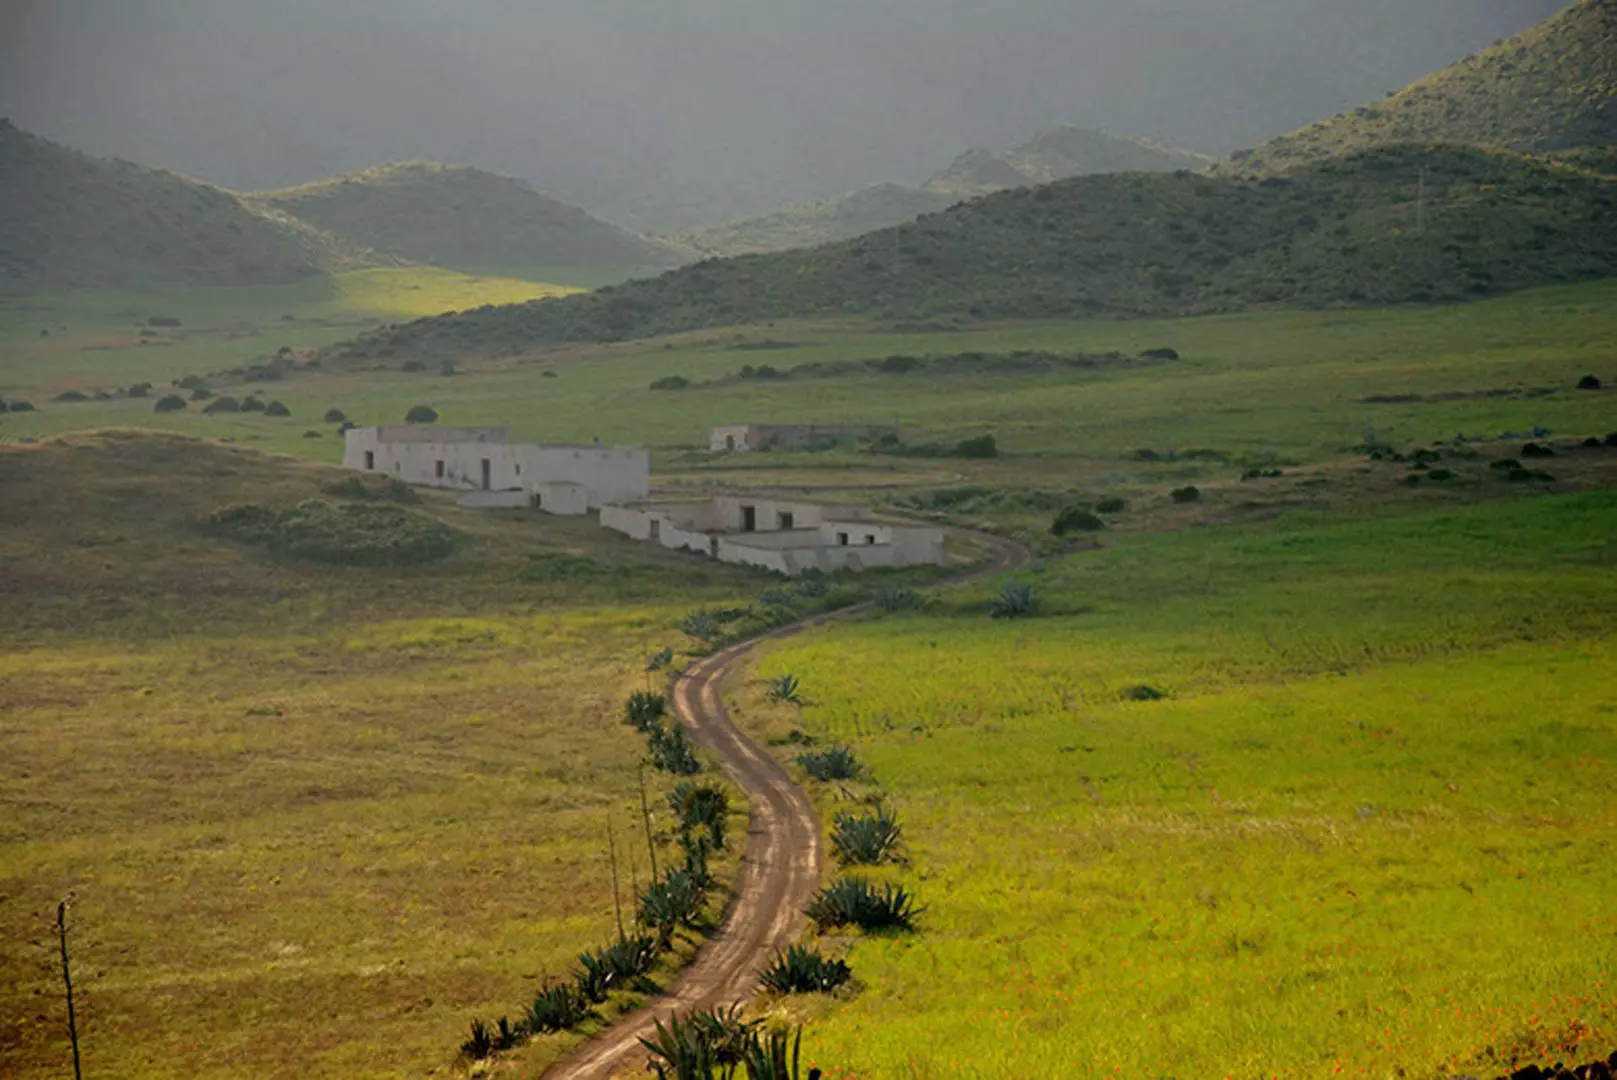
top-left (1051, 505), bottom-right (1105, 535)
top-left (324, 408), bottom-right (347, 423)
top-left (1171, 485), bottom-right (1201, 503)
top-left (153, 394), bottom-right (188, 413)
top-left (405, 404), bottom-right (439, 423)
top-left (264, 401), bottom-right (291, 417)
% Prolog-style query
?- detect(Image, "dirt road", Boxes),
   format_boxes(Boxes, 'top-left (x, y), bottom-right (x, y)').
top-left (543, 530), bottom-right (1030, 1078)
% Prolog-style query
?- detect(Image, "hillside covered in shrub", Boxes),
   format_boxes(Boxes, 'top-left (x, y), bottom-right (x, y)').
top-left (1231, 0), bottom-right (1617, 175)
top-left (335, 144), bottom-right (1617, 361)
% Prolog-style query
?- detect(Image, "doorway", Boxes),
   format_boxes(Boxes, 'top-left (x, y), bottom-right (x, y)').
top-left (741, 505), bottom-right (756, 531)
top-left (480, 458), bottom-right (491, 490)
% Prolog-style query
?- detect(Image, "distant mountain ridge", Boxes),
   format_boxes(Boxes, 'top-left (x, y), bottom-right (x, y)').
top-left (249, 163), bottom-right (687, 272)
top-left (684, 127), bottom-right (1212, 256)
top-left (0, 123), bottom-right (687, 295)
top-left (336, 143), bottom-right (1617, 361)
top-left (1231, 0), bottom-right (1616, 174)
top-left (0, 119), bottom-right (340, 294)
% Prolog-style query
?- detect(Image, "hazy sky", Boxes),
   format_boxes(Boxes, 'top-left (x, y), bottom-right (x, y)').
top-left (0, 0), bottom-right (1568, 231)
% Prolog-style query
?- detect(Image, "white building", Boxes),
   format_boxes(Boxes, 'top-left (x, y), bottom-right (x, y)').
top-left (342, 426), bottom-right (648, 515)
top-left (601, 495), bottom-right (948, 576)
top-left (709, 423), bottom-right (898, 453)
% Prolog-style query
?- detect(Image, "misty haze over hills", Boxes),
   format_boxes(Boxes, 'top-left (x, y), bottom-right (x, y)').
top-left (0, 0), bottom-right (1567, 232)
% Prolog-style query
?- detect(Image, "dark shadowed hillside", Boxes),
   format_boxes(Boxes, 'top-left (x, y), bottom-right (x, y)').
top-left (333, 144), bottom-right (1617, 363)
top-left (0, 121), bottom-right (344, 294)
top-left (1233, 0), bottom-right (1617, 174)
top-left (250, 163), bottom-right (687, 272)
top-left (686, 128), bottom-right (1212, 256)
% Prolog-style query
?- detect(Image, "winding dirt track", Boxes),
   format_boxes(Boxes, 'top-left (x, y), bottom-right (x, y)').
top-left (543, 530), bottom-right (1031, 1079)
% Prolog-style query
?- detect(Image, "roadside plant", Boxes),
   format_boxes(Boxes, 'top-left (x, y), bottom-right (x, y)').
top-left (874, 587), bottom-right (921, 611)
top-left (627, 691), bottom-right (668, 733)
top-left (680, 609), bottom-right (724, 643)
top-left (743, 1026), bottom-right (808, 1080)
top-left (649, 724), bottom-right (702, 775)
top-left (460, 1016), bottom-right (522, 1060)
top-left (830, 805), bottom-right (902, 865)
top-left (1051, 505), bottom-right (1105, 535)
top-left (806, 876), bottom-right (920, 932)
top-left (760, 945), bottom-right (851, 994)
top-left (990, 582), bottom-right (1034, 619)
top-left (766, 674), bottom-right (802, 705)
top-left (576, 934), bottom-right (658, 1001)
top-left (647, 646), bottom-right (675, 672)
top-left (525, 981), bottom-right (589, 1032)
top-left (796, 744), bottom-right (860, 781)
top-left (639, 868), bottom-right (706, 943)
top-left (668, 781), bottom-right (729, 849)
top-left (641, 1006), bottom-right (756, 1078)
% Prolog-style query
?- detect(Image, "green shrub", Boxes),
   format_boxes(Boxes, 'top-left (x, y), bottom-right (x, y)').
top-left (324, 407), bottom-right (347, 423)
top-left (874, 587), bottom-right (922, 611)
top-left (190, 386), bottom-right (214, 400)
top-left (953, 433), bottom-right (999, 458)
top-left (263, 400), bottom-right (291, 417)
top-left (795, 571), bottom-right (830, 598)
top-left (1142, 347), bottom-right (1180, 360)
top-left (153, 394), bottom-right (187, 413)
top-left (203, 396), bottom-right (240, 414)
top-left (680, 609), bottom-right (724, 643)
top-left (525, 982), bottom-right (588, 1033)
top-left (650, 375), bottom-right (691, 390)
top-left (1051, 505), bottom-right (1106, 535)
top-left (575, 934), bottom-right (658, 1002)
top-left (796, 744), bottom-right (860, 781)
top-left (668, 781), bottom-right (729, 849)
top-left (1171, 485), bottom-right (1202, 503)
top-left (806, 876), bottom-right (920, 931)
top-left (627, 691), bottom-right (668, 734)
top-left (1121, 683), bottom-right (1168, 701)
top-left (760, 586), bottom-right (794, 607)
top-left (240, 396), bottom-right (267, 413)
top-left (766, 674), bottom-right (802, 704)
top-left (831, 805), bottom-right (903, 864)
top-left (318, 474), bottom-right (419, 504)
top-left (128, 382), bottom-right (153, 397)
top-left (638, 869), bottom-right (706, 942)
top-left (990, 582), bottom-right (1034, 619)
top-left (460, 1016), bottom-right (522, 1060)
top-left (55, 390), bottom-right (89, 402)
top-left (648, 723), bottom-right (702, 775)
top-left (641, 1007), bottom-right (757, 1077)
top-left (405, 404), bottom-right (439, 423)
top-left (760, 945), bottom-right (852, 994)
top-left (1094, 496), bottom-right (1128, 514)
top-left (201, 500), bottom-right (459, 565)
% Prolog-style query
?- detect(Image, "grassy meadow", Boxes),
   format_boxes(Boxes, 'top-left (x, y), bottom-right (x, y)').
top-left (0, 433), bottom-right (773, 1080)
top-left (736, 493), bottom-right (1617, 1079)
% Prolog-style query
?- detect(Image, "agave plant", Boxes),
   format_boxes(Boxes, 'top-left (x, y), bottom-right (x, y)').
top-left (759, 945), bottom-right (852, 994)
top-left (641, 1006), bottom-right (756, 1079)
top-left (576, 932), bottom-right (659, 1002)
top-left (627, 691), bottom-right (668, 733)
top-left (680, 609), bottom-right (724, 643)
top-left (830, 805), bottom-right (903, 865)
top-left (649, 723), bottom-right (702, 775)
top-left (639, 868), bottom-right (706, 943)
top-left (646, 645), bottom-right (675, 672)
top-left (806, 876), bottom-right (921, 932)
top-left (990, 582), bottom-right (1034, 619)
top-left (795, 572), bottom-right (830, 598)
top-left (760, 587), bottom-right (795, 608)
top-left (743, 1026), bottom-right (808, 1080)
top-left (766, 673), bottom-right (802, 705)
top-left (668, 781), bottom-right (729, 849)
top-left (795, 744), bottom-right (860, 782)
top-left (459, 1015), bottom-right (523, 1060)
top-left (525, 981), bottom-right (588, 1033)
top-left (873, 586), bottom-right (922, 612)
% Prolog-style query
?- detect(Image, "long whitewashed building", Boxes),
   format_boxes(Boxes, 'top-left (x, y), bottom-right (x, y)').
top-left (601, 495), bottom-right (948, 576)
top-left (342, 426), bottom-right (648, 515)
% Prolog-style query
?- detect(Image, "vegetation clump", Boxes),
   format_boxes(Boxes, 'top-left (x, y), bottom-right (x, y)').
top-left (203, 396), bottom-right (240, 414)
top-left (626, 691), bottom-right (668, 733)
top-left (153, 394), bottom-right (187, 413)
top-left (874, 587), bottom-right (922, 611)
top-left (831, 805), bottom-right (903, 864)
top-left (324, 407), bottom-right (348, 422)
top-left (1171, 485), bottom-right (1202, 503)
top-left (990, 582), bottom-right (1035, 619)
top-left (1051, 505), bottom-right (1106, 535)
top-left (648, 723), bottom-right (702, 775)
top-left (404, 404), bottom-right (438, 423)
top-left (318, 474), bottom-right (418, 503)
top-left (263, 400), bottom-right (291, 417)
top-left (201, 500), bottom-right (460, 565)
top-left (760, 945), bottom-right (851, 995)
top-left (766, 674), bottom-right (803, 705)
top-left (650, 375), bottom-right (691, 390)
top-left (668, 781), bottom-right (729, 850)
top-left (796, 744), bottom-right (861, 781)
top-left (807, 876), bottom-right (920, 932)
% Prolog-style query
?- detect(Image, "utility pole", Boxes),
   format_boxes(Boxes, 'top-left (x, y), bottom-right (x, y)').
top-left (56, 898), bottom-right (83, 1080)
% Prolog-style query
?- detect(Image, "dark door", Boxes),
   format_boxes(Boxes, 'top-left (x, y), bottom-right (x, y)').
top-left (742, 505), bottom-right (756, 531)
top-left (480, 459), bottom-right (491, 490)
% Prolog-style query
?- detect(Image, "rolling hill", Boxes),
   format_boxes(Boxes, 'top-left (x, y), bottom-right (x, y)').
top-left (0, 120), bottom-right (346, 295)
top-left (1231, 0), bottom-right (1617, 175)
top-left (685, 128), bottom-right (1212, 256)
top-left (249, 162), bottom-right (688, 272)
top-left (334, 143), bottom-right (1617, 361)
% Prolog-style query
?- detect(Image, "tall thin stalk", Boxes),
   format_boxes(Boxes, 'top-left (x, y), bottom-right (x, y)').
top-left (56, 898), bottom-right (82, 1080)
top-left (637, 765), bottom-right (660, 880)
top-left (607, 812), bottom-right (626, 941)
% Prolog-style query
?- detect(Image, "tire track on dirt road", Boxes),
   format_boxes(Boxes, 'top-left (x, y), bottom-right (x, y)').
top-left (543, 529), bottom-right (1031, 1079)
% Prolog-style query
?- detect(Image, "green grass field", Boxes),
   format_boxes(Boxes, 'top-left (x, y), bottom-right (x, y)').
top-left (0, 434), bottom-right (773, 1080)
top-left (736, 493), bottom-right (1617, 1079)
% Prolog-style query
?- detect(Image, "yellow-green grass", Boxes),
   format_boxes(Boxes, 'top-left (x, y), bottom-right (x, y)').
top-left (6, 282), bottom-right (1614, 484)
top-left (0, 433), bottom-right (763, 1080)
top-left (736, 493), bottom-right (1617, 1079)
top-left (0, 267), bottom-right (581, 393)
